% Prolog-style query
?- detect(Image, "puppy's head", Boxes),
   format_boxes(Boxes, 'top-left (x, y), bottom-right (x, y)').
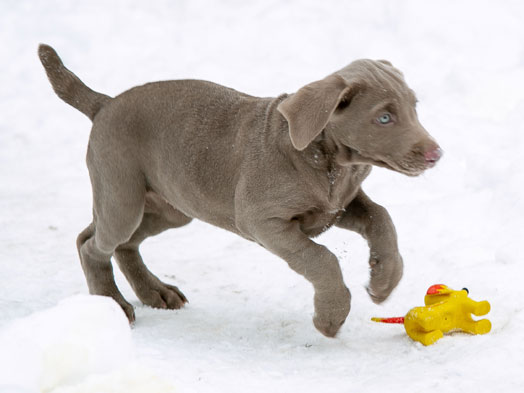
top-left (277, 60), bottom-right (441, 176)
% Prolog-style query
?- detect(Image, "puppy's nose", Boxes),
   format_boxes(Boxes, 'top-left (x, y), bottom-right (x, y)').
top-left (424, 147), bottom-right (442, 168)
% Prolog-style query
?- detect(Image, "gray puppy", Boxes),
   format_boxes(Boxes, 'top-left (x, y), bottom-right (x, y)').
top-left (39, 44), bottom-right (441, 337)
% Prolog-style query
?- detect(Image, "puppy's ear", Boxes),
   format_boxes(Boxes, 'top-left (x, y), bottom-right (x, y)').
top-left (277, 74), bottom-right (352, 151)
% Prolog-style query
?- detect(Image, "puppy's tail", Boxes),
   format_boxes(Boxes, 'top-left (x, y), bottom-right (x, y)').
top-left (38, 44), bottom-right (111, 121)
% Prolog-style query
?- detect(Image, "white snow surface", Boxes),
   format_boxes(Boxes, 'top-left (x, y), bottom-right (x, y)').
top-left (1, 1), bottom-right (524, 392)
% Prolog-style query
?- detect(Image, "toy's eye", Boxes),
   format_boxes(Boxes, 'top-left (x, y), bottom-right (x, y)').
top-left (462, 287), bottom-right (469, 294)
top-left (377, 113), bottom-right (392, 124)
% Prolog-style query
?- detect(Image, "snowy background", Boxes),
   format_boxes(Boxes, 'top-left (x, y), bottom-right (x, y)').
top-left (1, 0), bottom-right (524, 392)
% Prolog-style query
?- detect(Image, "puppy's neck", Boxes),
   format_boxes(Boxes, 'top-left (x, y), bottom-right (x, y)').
top-left (321, 132), bottom-right (358, 167)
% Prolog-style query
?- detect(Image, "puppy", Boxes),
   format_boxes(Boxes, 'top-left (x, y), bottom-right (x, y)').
top-left (39, 44), bottom-right (441, 337)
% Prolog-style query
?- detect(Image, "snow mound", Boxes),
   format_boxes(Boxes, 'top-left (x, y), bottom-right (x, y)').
top-left (0, 295), bottom-right (135, 392)
top-left (49, 365), bottom-right (177, 393)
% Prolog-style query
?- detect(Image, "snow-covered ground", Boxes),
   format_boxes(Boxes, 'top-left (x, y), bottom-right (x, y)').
top-left (1, 1), bottom-right (524, 392)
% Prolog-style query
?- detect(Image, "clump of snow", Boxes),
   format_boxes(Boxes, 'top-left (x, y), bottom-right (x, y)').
top-left (0, 296), bottom-right (177, 393)
top-left (50, 365), bottom-right (177, 393)
top-left (0, 296), bottom-right (133, 392)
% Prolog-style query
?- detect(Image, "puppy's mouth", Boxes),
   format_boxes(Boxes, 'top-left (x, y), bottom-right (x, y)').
top-left (339, 145), bottom-right (426, 177)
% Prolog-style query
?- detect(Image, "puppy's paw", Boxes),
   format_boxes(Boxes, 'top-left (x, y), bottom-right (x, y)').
top-left (313, 314), bottom-right (346, 338)
top-left (108, 296), bottom-right (135, 324)
top-left (120, 301), bottom-right (136, 324)
top-left (136, 279), bottom-right (188, 310)
top-left (313, 286), bottom-right (351, 337)
top-left (367, 252), bottom-right (403, 304)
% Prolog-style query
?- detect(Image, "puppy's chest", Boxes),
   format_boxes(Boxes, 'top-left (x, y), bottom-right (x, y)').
top-left (320, 163), bottom-right (370, 209)
top-left (297, 164), bottom-right (371, 237)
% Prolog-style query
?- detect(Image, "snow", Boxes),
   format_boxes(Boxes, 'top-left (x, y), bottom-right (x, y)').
top-left (1, 1), bottom-right (524, 392)
top-left (0, 296), bottom-right (136, 392)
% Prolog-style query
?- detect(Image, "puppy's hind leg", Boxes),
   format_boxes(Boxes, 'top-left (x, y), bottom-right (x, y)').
top-left (114, 193), bottom-right (192, 310)
top-left (77, 154), bottom-right (146, 322)
top-left (77, 222), bottom-right (135, 321)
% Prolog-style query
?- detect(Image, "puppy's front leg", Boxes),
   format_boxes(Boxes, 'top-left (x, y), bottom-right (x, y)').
top-left (337, 190), bottom-right (403, 303)
top-left (249, 219), bottom-right (350, 337)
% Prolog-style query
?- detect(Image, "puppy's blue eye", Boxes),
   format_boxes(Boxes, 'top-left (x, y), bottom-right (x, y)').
top-left (378, 113), bottom-right (392, 124)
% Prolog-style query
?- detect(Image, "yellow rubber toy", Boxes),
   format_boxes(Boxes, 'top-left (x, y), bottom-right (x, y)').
top-left (372, 284), bottom-right (491, 346)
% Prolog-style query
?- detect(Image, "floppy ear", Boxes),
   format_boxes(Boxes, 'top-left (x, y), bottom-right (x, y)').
top-left (277, 74), bottom-right (351, 151)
